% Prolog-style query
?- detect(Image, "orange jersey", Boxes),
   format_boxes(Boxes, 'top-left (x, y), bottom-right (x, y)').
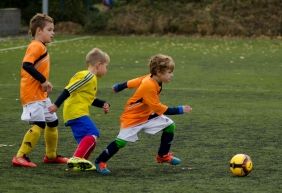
top-left (120, 74), bottom-right (168, 128)
top-left (20, 40), bottom-right (49, 105)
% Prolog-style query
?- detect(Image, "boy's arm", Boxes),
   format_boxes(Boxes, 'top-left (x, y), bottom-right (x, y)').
top-left (113, 75), bottom-right (148, 92)
top-left (112, 82), bottom-right (127, 92)
top-left (92, 98), bottom-right (110, 114)
top-left (22, 62), bottom-right (46, 83)
top-left (54, 89), bottom-right (70, 108)
top-left (22, 42), bottom-right (47, 84)
top-left (23, 62), bottom-right (53, 93)
top-left (142, 85), bottom-right (192, 115)
top-left (164, 105), bottom-right (192, 115)
top-left (92, 98), bottom-right (107, 107)
top-left (48, 89), bottom-right (70, 113)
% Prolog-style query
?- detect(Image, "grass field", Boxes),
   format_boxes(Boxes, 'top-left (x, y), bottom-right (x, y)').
top-left (0, 35), bottom-right (281, 193)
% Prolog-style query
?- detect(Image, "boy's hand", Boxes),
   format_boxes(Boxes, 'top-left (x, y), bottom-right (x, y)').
top-left (103, 103), bottom-right (110, 114)
top-left (48, 104), bottom-right (58, 113)
top-left (183, 105), bottom-right (192, 113)
top-left (41, 81), bottom-right (53, 93)
top-left (112, 82), bottom-right (127, 93)
top-left (112, 83), bottom-right (120, 93)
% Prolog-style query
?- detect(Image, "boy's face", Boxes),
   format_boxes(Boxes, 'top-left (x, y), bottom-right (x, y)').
top-left (36, 21), bottom-right (54, 43)
top-left (157, 69), bottom-right (174, 83)
top-left (95, 62), bottom-right (109, 77)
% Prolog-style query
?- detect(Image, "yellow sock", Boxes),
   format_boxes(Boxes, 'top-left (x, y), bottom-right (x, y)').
top-left (16, 125), bottom-right (42, 157)
top-left (44, 126), bottom-right (58, 159)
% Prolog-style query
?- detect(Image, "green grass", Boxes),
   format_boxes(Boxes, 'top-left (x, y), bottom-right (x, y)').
top-left (0, 35), bottom-right (281, 193)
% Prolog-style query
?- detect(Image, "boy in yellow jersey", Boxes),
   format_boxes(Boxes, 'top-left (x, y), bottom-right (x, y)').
top-left (95, 54), bottom-right (192, 174)
top-left (48, 48), bottom-right (110, 171)
top-left (12, 13), bottom-right (68, 167)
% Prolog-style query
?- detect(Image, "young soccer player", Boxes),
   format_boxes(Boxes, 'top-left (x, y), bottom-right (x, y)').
top-left (95, 54), bottom-right (192, 174)
top-left (48, 48), bottom-right (110, 171)
top-left (12, 13), bottom-right (68, 167)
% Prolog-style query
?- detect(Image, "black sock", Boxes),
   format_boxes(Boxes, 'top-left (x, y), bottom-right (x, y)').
top-left (158, 131), bottom-right (174, 156)
top-left (95, 141), bottom-right (119, 163)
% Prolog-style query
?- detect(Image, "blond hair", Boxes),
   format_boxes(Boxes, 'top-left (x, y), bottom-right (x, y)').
top-left (149, 54), bottom-right (175, 75)
top-left (86, 48), bottom-right (110, 66)
top-left (29, 13), bottom-right (54, 37)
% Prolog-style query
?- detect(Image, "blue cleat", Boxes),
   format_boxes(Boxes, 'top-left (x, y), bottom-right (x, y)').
top-left (156, 152), bottom-right (181, 165)
top-left (95, 162), bottom-right (111, 175)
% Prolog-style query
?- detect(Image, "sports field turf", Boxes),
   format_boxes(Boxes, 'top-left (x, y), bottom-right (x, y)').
top-left (0, 35), bottom-right (281, 193)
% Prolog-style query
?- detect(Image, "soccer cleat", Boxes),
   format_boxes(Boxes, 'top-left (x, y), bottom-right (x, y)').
top-left (156, 152), bottom-right (181, 165)
top-left (43, 155), bottom-right (69, 164)
top-left (69, 164), bottom-right (96, 172)
top-left (95, 162), bottom-right (111, 175)
top-left (12, 155), bottom-right (37, 167)
top-left (67, 157), bottom-right (94, 171)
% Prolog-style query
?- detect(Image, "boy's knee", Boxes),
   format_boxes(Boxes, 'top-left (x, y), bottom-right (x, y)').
top-left (46, 120), bottom-right (58, 128)
top-left (163, 123), bottom-right (175, 133)
top-left (115, 138), bottom-right (127, 148)
top-left (33, 121), bottom-right (46, 129)
top-left (30, 125), bottom-right (42, 135)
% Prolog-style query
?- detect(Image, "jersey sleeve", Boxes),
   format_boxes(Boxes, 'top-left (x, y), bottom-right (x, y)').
top-left (65, 72), bottom-right (94, 93)
top-left (127, 75), bottom-right (148, 89)
top-left (22, 42), bottom-right (45, 64)
top-left (142, 83), bottom-right (168, 115)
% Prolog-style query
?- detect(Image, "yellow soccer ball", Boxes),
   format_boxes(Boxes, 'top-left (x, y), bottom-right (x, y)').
top-left (229, 154), bottom-right (253, 176)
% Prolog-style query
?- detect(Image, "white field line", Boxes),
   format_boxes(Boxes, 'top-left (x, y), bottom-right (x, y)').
top-left (0, 36), bottom-right (91, 52)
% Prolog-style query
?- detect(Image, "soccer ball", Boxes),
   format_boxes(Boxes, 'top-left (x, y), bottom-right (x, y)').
top-left (229, 154), bottom-right (253, 176)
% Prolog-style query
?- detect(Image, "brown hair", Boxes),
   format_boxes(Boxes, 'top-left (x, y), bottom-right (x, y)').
top-left (86, 48), bottom-right (110, 66)
top-left (29, 13), bottom-right (54, 37)
top-left (149, 54), bottom-right (175, 75)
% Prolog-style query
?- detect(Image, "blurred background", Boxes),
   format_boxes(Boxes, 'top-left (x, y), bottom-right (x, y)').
top-left (1, 0), bottom-right (282, 37)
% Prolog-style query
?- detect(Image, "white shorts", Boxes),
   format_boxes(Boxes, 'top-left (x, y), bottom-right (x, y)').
top-left (117, 115), bottom-right (174, 142)
top-left (21, 98), bottom-right (58, 123)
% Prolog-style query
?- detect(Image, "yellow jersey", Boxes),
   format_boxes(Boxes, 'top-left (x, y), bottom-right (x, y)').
top-left (63, 70), bottom-right (97, 122)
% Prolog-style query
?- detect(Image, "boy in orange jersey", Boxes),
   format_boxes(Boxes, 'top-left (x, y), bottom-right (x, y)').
top-left (95, 54), bottom-right (192, 174)
top-left (12, 13), bottom-right (68, 167)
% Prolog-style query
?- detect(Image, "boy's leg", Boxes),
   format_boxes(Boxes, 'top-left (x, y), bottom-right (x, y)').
top-left (12, 123), bottom-right (44, 167)
top-left (95, 124), bottom-right (140, 174)
top-left (13, 101), bottom-right (47, 167)
top-left (95, 138), bottom-right (127, 174)
top-left (156, 123), bottom-right (181, 165)
top-left (44, 121), bottom-right (58, 159)
top-left (67, 135), bottom-right (97, 171)
top-left (43, 120), bottom-right (68, 163)
top-left (69, 116), bottom-right (99, 159)
top-left (73, 135), bottom-right (96, 159)
top-left (158, 123), bottom-right (175, 156)
top-left (66, 116), bottom-right (98, 171)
